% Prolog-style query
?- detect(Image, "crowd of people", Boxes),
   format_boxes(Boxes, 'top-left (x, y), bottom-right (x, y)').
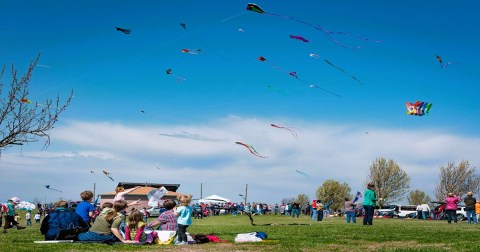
top-left (2, 184), bottom-right (479, 244)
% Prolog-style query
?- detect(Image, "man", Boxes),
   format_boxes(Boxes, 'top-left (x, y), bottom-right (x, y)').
top-left (3, 197), bottom-right (26, 233)
top-left (40, 200), bottom-right (88, 240)
top-left (420, 203), bottom-right (430, 220)
top-left (464, 192), bottom-right (477, 224)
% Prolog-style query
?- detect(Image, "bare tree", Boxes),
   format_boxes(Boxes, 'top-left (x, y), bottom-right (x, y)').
top-left (0, 54), bottom-right (73, 154)
top-left (315, 179), bottom-right (351, 211)
top-left (407, 189), bottom-right (431, 205)
top-left (435, 160), bottom-right (480, 201)
top-left (365, 157), bottom-right (410, 205)
top-left (280, 197), bottom-right (296, 204)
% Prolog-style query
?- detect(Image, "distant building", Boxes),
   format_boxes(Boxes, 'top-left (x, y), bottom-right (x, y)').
top-left (99, 182), bottom-right (180, 211)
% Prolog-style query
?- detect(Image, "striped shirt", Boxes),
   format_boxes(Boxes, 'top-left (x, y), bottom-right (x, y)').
top-left (157, 210), bottom-right (177, 231)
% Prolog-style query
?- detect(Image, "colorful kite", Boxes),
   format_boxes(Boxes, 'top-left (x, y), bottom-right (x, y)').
top-left (324, 60), bottom-right (362, 85)
top-left (147, 186), bottom-right (168, 207)
top-left (103, 170), bottom-right (115, 181)
top-left (352, 191), bottom-right (362, 204)
top-left (181, 48), bottom-right (201, 54)
top-left (435, 55), bottom-right (456, 69)
top-left (45, 185), bottom-right (62, 193)
top-left (290, 35), bottom-right (309, 42)
top-left (115, 27), bottom-right (131, 34)
top-left (295, 170), bottom-right (308, 177)
top-left (235, 141), bottom-right (267, 158)
top-left (246, 3), bottom-right (381, 50)
top-left (258, 56), bottom-right (341, 97)
top-left (406, 101), bottom-right (433, 116)
top-left (271, 123), bottom-right (299, 138)
top-left (21, 98), bottom-right (32, 103)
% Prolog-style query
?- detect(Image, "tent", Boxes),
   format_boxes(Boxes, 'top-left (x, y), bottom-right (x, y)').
top-left (198, 194), bottom-right (230, 204)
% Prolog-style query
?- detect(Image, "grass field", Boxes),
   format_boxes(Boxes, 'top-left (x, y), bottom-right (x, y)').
top-left (1, 212), bottom-right (479, 251)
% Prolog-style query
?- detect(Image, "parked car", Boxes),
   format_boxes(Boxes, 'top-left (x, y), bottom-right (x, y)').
top-left (146, 206), bottom-right (165, 217)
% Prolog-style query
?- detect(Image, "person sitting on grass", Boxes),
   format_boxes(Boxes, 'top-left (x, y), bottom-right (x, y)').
top-left (78, 200), bottom-right (138, 244)
top-left (40, 200), bottom-right (89, 240)
top-left (76, 190), bottom-right (95, 225)
top-left (146, 199), bottom-right (178, 231)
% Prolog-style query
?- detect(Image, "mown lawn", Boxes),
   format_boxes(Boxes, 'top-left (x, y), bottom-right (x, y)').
top-left (1, 213), bottom-right (479, 251)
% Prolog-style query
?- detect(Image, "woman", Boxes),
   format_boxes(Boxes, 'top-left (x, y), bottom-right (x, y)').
top-left (78, 200), bottom-right (138, 243)
top-left (40, 200), bottom-right (88, 240)
top-left (445, 192), bottom-right (460, 224)
top-left (363, 183), bottom-right (382, 225)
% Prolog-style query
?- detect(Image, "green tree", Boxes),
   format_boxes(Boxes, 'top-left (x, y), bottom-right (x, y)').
top-left (435, 160), bottom-right (480, 201)
top-left (407, 189), bottom-right (431, 205)
top-left (365, 157), bottom-right (410, 205)
top-left (315, 179), bottom-right (351, 211)
top-left (0, 54), bottom-right (73, 154)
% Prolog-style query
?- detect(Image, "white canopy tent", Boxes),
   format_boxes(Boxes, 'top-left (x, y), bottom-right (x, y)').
top-left (198, 194), bottom-right (230, 204)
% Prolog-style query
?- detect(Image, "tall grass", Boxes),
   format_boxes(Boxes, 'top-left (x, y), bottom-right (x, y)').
top-left (1, 212), bottom-right (479, 251)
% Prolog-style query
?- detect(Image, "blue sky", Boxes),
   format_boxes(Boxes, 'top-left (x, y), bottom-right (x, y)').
top-left (1, 0), bottom-right (480, 205)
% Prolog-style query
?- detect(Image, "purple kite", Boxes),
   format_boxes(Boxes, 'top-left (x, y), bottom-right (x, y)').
top-left (247, 3), bottom-right (381, 50)
top-left (290, 35), bottom-right (309, 42)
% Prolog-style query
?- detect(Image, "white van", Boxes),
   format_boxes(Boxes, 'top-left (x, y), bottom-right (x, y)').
top-left (394, 205), bottom-right (418, 218)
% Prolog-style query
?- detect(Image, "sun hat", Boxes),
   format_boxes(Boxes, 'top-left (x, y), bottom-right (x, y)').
top-left (10, 197), bottom-right (20, 203)
top-left (467, 192), bottom-right (473, 196)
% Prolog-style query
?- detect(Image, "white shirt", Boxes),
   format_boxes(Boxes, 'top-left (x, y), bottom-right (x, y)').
top-left (420, 204), bottom-right (430, 212)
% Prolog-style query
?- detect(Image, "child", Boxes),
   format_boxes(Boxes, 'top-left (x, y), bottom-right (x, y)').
top-left (174, 194), bottom-right (193, 245)
top-left (34, 212), bottom-right (41, 225)
top-left (76, 190), bottom-right (95, 225)
top-left (125, 210), bottom-right (148, 242)
top-left (26, 211), bottom-right (32, 226)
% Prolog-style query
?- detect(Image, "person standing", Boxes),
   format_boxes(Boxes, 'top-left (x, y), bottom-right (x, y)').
top-left (291, 202), bottom-right (300, 218)
top-left (344, 197), bottom-right (356, 224)
top-left (416, 204), bottom-right (422, 219)
top-left (174, 194), bottom-right (193, 245)
top-left (463, 192), bottom-right (477, 224)
top-left (420, 203), bottom-right (430, 220)
top-left (445, 193), bottom-right (460, 224)
top-left (3, 197), bottom-right (26, 233)
top-left (311, 200), bottom-right (317, 220)
top-left (363, 183), bottom-right (381, 225)
top-left (34, 212), bottom-right (41, 225)
top-left (25, 211), bottom-right (32, 226)
top-left (475, 199), bottom-right (480, 223)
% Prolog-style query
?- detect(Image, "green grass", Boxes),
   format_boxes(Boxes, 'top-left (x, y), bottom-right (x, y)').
top-left (2, 212), bottom-right (480, 251)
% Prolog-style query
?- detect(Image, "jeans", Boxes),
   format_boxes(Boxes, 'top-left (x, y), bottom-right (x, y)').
top-left (291, 209), bottom-right (300, 218)
top-left (78, 231), bottom-right (116, 242)
top-left (345, 210), bottom-right (356, 223)
top-left (446, 209), bottom-right (457, 223)
top-left (422, 211), bottom-right (428, 220)
top-left (466, 210), bottom-right (477, 224)
top-left (363, 205), bottom-right (375, 225)
top-left (316, 210), bottom-right (324, 221)
top-left (26, 219), bottom-right (32, 226)
top-left (311, 210), bottom-right (317, 220)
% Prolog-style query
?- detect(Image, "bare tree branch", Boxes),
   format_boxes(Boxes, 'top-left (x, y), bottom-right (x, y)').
top-left (0, 54), bottom-right (73, 154)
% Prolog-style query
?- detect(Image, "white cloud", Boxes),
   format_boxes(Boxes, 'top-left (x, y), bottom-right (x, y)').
top-left (1, 116), bottom-right (479, 204)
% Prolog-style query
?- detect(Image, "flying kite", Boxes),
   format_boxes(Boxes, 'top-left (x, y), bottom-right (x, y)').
top-left (181, 48), bottom-right (201, 54)
top-left (435, 55), bottom-right (456, 69)
top-left (309, 53), bottom-right (320, 59)
top-left (103, 170), bottom-right (115, 181)
top-left (238, 28), bottom-right (246, 32)
top-left (45, 185), bottom-right (62, 193)
top-left (324, 60), bottom-right (362, 85)
top-left (147, 186), bottom-right (168, 207)
top-left (271, 123), bottom-right (299, 138)
top-left (21, 98), bottom-right (32, 103)
top-left (246, 3), bottom-right (381, 50)
top-left (115, 27), bottom-right (131, 34)
top-left (290, 35), bottom-right (309, 42)
top-left (352, 191), bottom-right (362, 204)
top-left (295, 170), bottom-right (308, 177)
top-left (406, 101), bottom-right (433, 116)
top-left (235, 141), bottom-right (267, 158)
top-left (258, 56), bottom-right (341, 97)
top-left (165, 68), bottom-right (186, 82)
